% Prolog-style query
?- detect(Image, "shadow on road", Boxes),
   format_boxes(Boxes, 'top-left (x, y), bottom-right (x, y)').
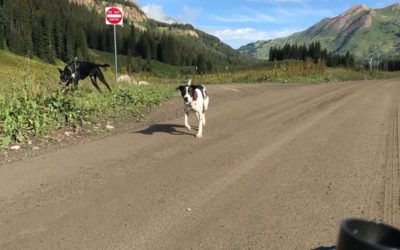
top-left (135, 124), bottom-right (193, 136)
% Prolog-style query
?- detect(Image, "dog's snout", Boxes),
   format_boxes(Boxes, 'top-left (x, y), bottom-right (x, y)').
top-left (184, 97), bottom-right (189, 102)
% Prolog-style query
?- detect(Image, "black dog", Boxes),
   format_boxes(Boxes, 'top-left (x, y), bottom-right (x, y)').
top-left (58, 61), bottom-right (112, 92)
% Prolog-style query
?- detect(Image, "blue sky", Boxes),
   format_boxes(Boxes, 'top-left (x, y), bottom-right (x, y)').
top-left (135, 0), bottom-right (399, 49)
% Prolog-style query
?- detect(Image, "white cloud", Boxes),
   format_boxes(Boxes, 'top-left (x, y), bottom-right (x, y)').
top-left (213, 13), bottom-right (277, 23)
top-left (141, 4), bottom-right (202, 25)
top-left (177, 5), bottom-right (203, 24)
top-left (141, 4), bottom-right (176, 24)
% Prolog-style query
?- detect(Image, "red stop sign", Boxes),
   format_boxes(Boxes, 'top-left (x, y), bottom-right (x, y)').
top-left (106, 7), bottom-right (123, 25)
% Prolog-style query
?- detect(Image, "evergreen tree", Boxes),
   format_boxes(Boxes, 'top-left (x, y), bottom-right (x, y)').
top-left (309, 41), bottom-right (321, 63)
top-left (283, 44), bottom-right (291, 60)
top-left (344, 51), bottom-right (354, 67)
top-left (3, 1), bottom-right (33, 55)
top-left (17, 0), bottom-right (33, 56)
top-left (137, 33), bottom-right (151, 60)
top-left (42, 16), bottom-right (56, 62)
top-left (126, 48), bottom-right (134, 74)
top-left (64, 21), bottom-right (76, 61)
top-left (124, 25), bottom-right (138, 55)
top-left (268, 41), bottom-right (355, 68)
top-left (0, 6), bottom-right (5, 49)
top-left (207, 61), bottom-right (213, 73)
top-left (166, 35), bottom-right (178, 65)
top-left (31, 14), bottom-right (45, 59)
top-left (87, 30), bottom-right (98, 51)
top-left (105, 27), bottom-right (114, 53)
top-left (97, 31), bottom-right (107, 52)
top-left (75, 26), bottom-right (89, 60)
top-left (197, 53), bottom-right (207, 74)
top-left (116, 26), bottom-right (124, 54)
top-left (54, 13), bottom-right (65, 59)
top-left (148, 32), bottom-right (158, 60)
top-left (268, 47), bottom-right (274, 61)
top-left (157, 34), bottom-right (168, 63)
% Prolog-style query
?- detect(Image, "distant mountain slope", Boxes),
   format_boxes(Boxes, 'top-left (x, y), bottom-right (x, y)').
top-left (68, 0), bottom-right (251, 65)
top-left (239, 3), bottom-right (400, 60)
top-left (0, 0), bottom-right (250, 70)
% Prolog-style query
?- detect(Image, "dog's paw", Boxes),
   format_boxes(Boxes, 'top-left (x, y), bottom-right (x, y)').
top-left (185, 125), bottom-right (192, 131)
top-left (196, 133), bottom-right (202, 138)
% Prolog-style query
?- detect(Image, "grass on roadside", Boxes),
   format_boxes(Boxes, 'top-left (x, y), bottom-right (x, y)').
top-left (191, 60), bottom-right (400, 84)
top-left (0, 75), bottom-right (175, 149)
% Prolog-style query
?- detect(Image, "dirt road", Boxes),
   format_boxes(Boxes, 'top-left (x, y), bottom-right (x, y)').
top-left (1, 79), bottom-right (400, 249)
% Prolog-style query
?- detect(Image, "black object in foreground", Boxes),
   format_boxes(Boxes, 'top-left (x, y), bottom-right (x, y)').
top-left (312, 246), bottom-right (336, 250)
top-left (337, 218), bottom-right (400, 250)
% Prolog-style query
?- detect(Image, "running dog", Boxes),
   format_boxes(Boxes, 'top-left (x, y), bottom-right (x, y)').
top-left (58, 61), bottom-right (112, 92)
top-left (177, 79), bottom-right (209, 138)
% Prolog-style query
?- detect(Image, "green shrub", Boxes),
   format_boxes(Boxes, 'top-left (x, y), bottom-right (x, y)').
top-left (0, 77), bottom-right (175, 148)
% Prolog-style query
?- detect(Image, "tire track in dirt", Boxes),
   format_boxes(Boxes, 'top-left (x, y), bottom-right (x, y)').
top-left (386, 95), bottom-right (400, 227)
top-left (209, 83), bottom-right (359, 137)
top-left (366, 81), bottom-right (400, 228)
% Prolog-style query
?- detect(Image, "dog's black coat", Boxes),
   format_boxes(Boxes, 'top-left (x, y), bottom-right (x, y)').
top-left (58, 61), bottom-right (111, 92)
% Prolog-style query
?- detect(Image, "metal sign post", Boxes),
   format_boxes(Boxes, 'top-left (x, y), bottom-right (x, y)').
top-left (105, 7), bottom-right (123, 82)
top-left (113, 25), bottom-right (118, 82)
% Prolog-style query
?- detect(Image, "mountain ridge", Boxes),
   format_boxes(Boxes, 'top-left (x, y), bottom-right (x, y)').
top-left (239, 2), bottom-right (400, 60)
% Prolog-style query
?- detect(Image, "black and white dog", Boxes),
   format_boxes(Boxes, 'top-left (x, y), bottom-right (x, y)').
top-left (177, 79), bottom-right (209, 138)
top-left (58, 61), bottom-right (112, 92)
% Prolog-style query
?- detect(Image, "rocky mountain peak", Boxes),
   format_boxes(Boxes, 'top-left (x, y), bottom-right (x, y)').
top-left (68, 0), bottom-right (147, 28)
top-left (340, 5), bottom-right (371, 18)
top-left (390, 2), bottom-right (400, 10)
top-left (321, 4), bottom-right (375, 35)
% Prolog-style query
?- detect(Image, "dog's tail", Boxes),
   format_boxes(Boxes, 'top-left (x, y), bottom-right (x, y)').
top-left (97, 64), bottom-right (110, 68)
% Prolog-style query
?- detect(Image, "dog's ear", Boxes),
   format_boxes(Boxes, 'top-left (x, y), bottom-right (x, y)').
top-left (176, 85), bottom-right (183, 91)
top-left (58, 68), bottom-right (64, 74)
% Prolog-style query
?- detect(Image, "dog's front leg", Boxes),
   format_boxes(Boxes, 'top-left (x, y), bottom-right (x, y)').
top-left (73, 78), bottom-right (79, 90)
top-left (61, 82), bottom-right (70, 93)
top-left (202, 111), bottom-right (206, 126)
top-left (72, 82), bottom-right (78, 91)
top-left (184, 111), bottom-right (191, 131)
top-left (196, 112), bottom-right (203, 138)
